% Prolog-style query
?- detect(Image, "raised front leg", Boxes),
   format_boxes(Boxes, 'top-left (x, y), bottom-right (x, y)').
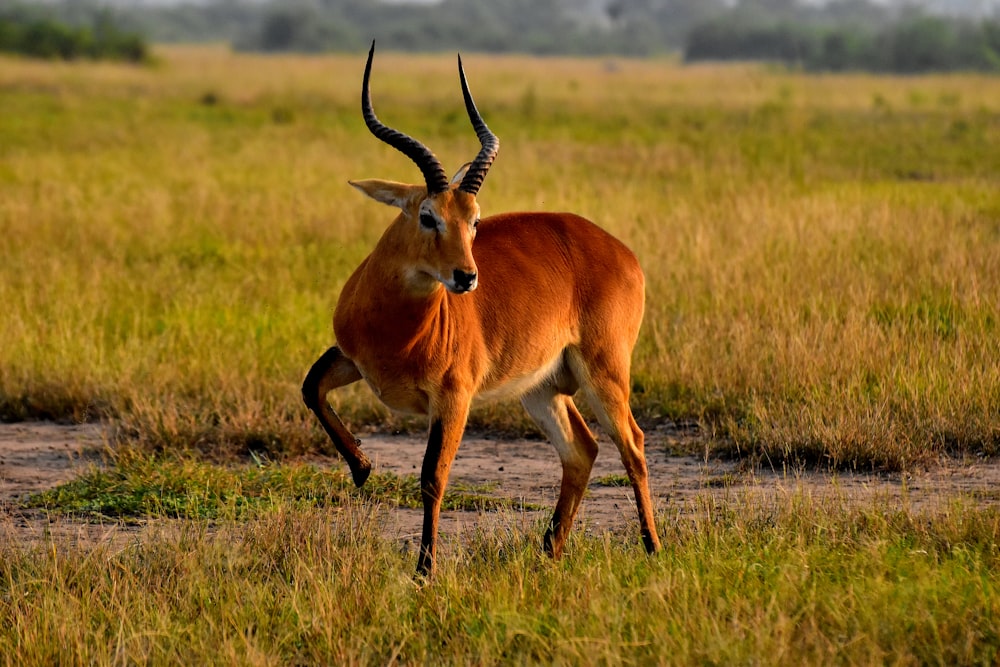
top-left (302, 346), bottom-right (372, 487)
top-left (415, 402), bottom-right (470, 577)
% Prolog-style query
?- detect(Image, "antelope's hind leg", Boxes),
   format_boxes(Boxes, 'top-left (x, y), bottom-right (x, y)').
top-left (302, 346), bottom-right (372, 487)
top-left (568, 349), bottom-right (661, 555)
top-left (521, 384), bottom-right (599, 559)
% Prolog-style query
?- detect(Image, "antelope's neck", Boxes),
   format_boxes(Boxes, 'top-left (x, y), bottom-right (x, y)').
top-left (333, 261), bottom-right (462, 416)
top-left (335, 259), bottom-right (455, 364)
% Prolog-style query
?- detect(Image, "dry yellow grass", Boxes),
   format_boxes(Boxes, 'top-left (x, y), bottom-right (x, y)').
top-left (4, 495), bottom-right (1000, 664)
top-left (1, 46), bottom-right (998, 468)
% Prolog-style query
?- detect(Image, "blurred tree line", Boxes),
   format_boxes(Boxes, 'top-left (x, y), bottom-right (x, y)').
top-left (1, 0), bottom-right (999, 72)
top-left (685, 2), bottom-right (1000, 72)
top-left (0, 5), bottom-right (148, 62)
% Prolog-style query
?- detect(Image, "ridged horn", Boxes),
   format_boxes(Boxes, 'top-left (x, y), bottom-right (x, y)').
top-left (457, 54), bottom-right (500, 196)
top-left (361, 41), bottom-right (450, 196)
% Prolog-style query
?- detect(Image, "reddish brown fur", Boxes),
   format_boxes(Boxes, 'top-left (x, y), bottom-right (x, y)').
top-left (304, 180), bottom-right (661, 576)
top-left (303, 46), bottom-right (660, 574)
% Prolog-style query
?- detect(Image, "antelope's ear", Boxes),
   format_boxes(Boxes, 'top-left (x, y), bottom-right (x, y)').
top-left (348, 179), bottom-right (426, 210)
top-left (449, 163), bottom-right (472, 186)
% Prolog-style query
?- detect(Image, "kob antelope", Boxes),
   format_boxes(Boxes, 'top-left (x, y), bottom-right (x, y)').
top-left (303, 43), bottom-right (661, 576)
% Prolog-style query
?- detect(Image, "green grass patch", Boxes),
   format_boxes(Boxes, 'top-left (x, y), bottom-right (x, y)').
top-left (22, 451), bottom-right (532, 521)
top-left (592, 473), bottom-right (631, 488)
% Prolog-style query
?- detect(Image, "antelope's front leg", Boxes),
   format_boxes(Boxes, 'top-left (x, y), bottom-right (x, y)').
top-left (416, 401), bottom-right (471, 577)
top-left (302, 346), bottom-right (372, 487)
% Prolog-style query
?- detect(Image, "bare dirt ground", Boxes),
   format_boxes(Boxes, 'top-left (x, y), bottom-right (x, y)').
top-left (2, 422), bottom-right (1000, 551)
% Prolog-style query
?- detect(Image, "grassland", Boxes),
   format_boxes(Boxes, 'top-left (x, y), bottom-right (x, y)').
top-left (2, 46), bottom-right (1000, 664)
top-left (2, 47), bottom-right (999, 469)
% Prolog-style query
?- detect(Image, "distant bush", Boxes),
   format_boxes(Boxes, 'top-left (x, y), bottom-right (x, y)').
top-left (685, 15), bottom-right (1000, 73)
top-left (0, 13), bottom-right (148, 63)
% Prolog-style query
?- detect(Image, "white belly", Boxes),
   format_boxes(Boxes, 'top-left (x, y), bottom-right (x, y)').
top-left (472, 352), bottom-right (564, 406)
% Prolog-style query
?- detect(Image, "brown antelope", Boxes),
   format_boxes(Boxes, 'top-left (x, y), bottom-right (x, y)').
top-left (302, 43), bottom-right (661, 576)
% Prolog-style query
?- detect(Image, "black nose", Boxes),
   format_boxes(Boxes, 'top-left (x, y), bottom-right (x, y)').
top-left (453, 269), bottom-right (477, 291)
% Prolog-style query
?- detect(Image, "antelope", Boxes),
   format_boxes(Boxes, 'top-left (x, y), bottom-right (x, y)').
top-left (302, 43), bottom-right (661, 576)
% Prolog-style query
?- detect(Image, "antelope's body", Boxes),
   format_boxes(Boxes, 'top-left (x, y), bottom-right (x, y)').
top-left (303, 44), bottom-right (661, 576)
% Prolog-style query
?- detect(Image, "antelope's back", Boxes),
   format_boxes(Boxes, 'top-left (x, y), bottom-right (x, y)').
top-left (470, 211), bottom-right (645, 357)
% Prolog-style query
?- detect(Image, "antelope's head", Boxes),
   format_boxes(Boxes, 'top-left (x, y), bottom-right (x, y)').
top-left (350, 42), bottom-right (499, 296)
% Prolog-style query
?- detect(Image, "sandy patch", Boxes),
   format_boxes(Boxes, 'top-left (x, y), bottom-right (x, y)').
top-left (0, 422), bottom-right (103, 499)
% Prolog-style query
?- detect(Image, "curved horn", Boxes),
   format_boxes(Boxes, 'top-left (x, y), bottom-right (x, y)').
top-left (457, 54), bottom-right (500, 196)
top-left (362, 42), bottom-right (450, 196)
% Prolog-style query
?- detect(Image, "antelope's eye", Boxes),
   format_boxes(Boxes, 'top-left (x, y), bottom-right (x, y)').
top-left (473, 218), bottom-right (480, 229)
top-left (419, 212), bottom-right (437, 230)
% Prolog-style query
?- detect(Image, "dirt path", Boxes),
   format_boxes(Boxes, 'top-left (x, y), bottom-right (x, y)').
top-left (0, 422), bottom-right (122, 547)
top-left (359, 427), bottom-right (1000, 542)
top-left (0, 422), bottom-right (104, 500)
top-left (2, 422), bottom-right (1000, 549)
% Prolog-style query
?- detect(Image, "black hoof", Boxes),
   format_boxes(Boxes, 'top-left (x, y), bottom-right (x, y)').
top-left (350, 460), bottom-right (372, 488)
